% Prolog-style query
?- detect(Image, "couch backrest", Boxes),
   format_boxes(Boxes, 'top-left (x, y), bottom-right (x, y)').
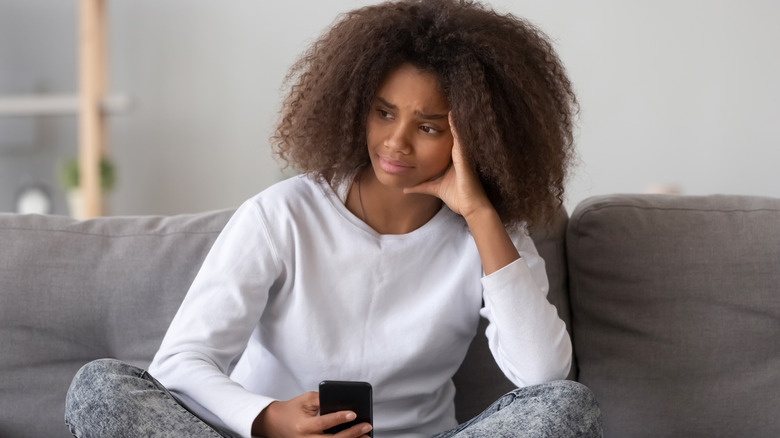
top-left (567, 194), bottom-right (780, 437)
top-left (0, 210), bottom-right (232, 438)
top-left (0, 205), bottom-right (572, 436)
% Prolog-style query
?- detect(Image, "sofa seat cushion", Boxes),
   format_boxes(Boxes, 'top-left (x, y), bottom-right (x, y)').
top-left (567, 194), bottom-right (780, 437)
top-left (0, 210), bottom-right (232, 438)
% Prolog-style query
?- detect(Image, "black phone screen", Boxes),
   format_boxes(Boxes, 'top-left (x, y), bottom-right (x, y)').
top-left (319, 380), bottom-right (373, 436)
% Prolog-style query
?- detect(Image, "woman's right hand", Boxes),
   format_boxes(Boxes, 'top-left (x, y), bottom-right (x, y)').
top-left (251, 391), bottom-right (372, 438)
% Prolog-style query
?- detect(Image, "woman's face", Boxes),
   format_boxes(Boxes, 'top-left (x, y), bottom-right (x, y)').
top-left (365, 63), bottom-right (453, 191)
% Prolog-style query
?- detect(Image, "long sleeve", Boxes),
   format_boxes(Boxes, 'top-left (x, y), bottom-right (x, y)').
top-left (149, 200), bottom-right (282, 437)
top-left (479, 231), bottom-right (572, 387)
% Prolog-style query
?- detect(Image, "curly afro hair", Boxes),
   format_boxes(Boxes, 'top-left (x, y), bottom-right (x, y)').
top-left (272, 0), bottom-right (577, 227)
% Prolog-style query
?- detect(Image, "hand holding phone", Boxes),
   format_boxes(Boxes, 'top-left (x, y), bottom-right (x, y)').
top-left (319, 380), bottom-right (373, 437)
top-left (252, 391), bottom-right (371, 437)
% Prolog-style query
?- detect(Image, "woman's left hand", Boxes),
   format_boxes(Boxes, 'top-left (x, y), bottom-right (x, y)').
top-left (404, 114), bottom-right (492, 220)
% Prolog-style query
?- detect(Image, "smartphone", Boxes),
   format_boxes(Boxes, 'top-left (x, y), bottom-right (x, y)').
top-left (319, 380), bottom-right (373, 436)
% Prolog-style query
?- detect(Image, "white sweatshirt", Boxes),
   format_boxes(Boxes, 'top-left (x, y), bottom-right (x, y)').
top-left (150, 174), bottom-right (571, 438)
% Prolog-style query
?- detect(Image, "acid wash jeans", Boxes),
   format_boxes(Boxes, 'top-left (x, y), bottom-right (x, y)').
top-left (65, 358), bottom-right (603, 438)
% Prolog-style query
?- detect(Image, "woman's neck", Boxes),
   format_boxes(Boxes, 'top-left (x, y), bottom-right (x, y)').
top-left (348, 168), bottom-right (442, 235)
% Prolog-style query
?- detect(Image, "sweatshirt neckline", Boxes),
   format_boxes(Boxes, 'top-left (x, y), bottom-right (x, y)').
top-left (314, 174), bottom-right (458, 240)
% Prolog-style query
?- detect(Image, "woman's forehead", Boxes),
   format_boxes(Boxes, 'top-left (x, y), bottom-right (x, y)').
top-left (374, 63), bottom-right (448, 107)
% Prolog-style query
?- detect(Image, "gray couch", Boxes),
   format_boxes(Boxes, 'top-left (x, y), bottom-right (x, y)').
top-left (1, 194), bottom-right (779, 437)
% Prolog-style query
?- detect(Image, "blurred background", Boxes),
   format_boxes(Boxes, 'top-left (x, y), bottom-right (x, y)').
top-left (1, 0), bottom-right (779, 217)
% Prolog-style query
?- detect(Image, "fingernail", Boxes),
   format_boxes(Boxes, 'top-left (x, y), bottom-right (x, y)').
top-left (346, 412), bottom-right (357, 421)
top-left (363, 424), bottom-right (373, 433)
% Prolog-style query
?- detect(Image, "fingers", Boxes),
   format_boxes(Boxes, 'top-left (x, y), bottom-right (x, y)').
top-left (307, 391), bottom-right (372, 437)
top-left (449, 113), bottom-right (472, 172)
top-left (301, 391), bottom-right (321, 416)
top-left (332, 419), bottom-right (373, 438)
top-left (448, 113), bottom-right (463, 159)
top-left (403, 173), bottom-right (444, 196)
top-left (314, 410), bottom-right (356, 431)
top-left (448, 112), bottom-right (460, 142)
top-left (312, 410), bottom-right (371, 437)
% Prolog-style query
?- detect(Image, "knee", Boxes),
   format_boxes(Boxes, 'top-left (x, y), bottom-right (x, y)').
top-left (549, 380), bottom-right (598, 406)
top-left (67, 358), bottom-right (132, 398)
top-left (65, 359), bottom-right (142, 433)
top-left (538, 380), bottom-right (600, 411)
top-left (543, 380), bottom-right (603, 434)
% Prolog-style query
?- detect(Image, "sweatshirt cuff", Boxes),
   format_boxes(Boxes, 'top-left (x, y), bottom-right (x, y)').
top-left (226, 394), bottom-right (276, 438)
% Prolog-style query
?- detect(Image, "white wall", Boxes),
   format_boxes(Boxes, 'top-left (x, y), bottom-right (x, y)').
top-left (2, 0), bottom-right (779, 215)
top-left (505, 0), bottom-right (780, 211)
top-left (107, 0), bottom-right (380, 214)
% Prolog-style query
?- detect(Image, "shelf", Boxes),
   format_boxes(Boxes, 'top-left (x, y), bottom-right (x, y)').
top-left (0, 95), bottom-right (130, 116)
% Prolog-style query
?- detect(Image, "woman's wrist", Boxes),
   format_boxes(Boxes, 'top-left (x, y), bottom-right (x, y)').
top-left (461, 200), bottom-right (496, 225)
top-left (463, 204), bottom-right (520, 275)
top-left (251, 402), bottom-right (276, 437)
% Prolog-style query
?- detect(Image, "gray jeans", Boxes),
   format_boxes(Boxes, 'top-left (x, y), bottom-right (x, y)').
top-left (65, 359), bottom-right (602, 438)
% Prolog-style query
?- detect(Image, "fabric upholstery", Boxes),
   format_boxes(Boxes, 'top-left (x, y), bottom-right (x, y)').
top-left (0, 210), bottom-right (232, 438)
top-left (5, 192), bottom-right (779, 437)
top-left (567, 194), bottom-right (780, 437)
top-left (0, 205), bottom-right (570, 436)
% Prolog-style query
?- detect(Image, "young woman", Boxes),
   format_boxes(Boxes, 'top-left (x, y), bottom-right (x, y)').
top-left (66, 1), bottom-right (602, 437)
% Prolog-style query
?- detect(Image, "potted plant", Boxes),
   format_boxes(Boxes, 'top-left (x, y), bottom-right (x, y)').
top-left (59, 156), bottom-right (117, 219)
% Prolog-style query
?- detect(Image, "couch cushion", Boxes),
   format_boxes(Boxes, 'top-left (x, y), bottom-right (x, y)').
top-left (567, 194), bottom-right (780, 437)
top-left (0, 210), bottom-right (233, 438)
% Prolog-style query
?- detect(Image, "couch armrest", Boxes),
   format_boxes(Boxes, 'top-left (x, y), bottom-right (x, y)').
top-left (567, 194), bottom-right (780, 437)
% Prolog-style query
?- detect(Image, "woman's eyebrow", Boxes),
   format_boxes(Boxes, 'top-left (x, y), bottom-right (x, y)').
top-left (416, 111), bottom-right (448, 121)
top-left (376, 97), bottom-right (397, 109)
top-left (376, 97), bottom-right (448, 121)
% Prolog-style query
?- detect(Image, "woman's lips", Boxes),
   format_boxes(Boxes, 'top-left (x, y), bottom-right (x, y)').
top-left (378, 156), bottom-right (413, 174)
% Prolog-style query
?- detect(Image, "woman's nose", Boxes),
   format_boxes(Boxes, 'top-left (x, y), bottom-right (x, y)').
top-left (384, 123), bottom-right (412, 154)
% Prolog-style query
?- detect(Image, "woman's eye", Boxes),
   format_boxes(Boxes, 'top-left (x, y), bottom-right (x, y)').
top-left (420, 125), bottom-right (439, 134)
top-left (377, 109), bottom-right (392, 119)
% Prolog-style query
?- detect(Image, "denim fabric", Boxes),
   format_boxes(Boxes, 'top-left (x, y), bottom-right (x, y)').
top-left (433, 381), bottom-right (603, 438)
top-left (65, 360), bottom-right (601, 438)
top-left (65, 359), bottom-right (238, 438)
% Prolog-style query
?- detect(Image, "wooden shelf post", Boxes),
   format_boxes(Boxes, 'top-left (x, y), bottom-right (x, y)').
top-left (79, 0), bottom-right (106, 218)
